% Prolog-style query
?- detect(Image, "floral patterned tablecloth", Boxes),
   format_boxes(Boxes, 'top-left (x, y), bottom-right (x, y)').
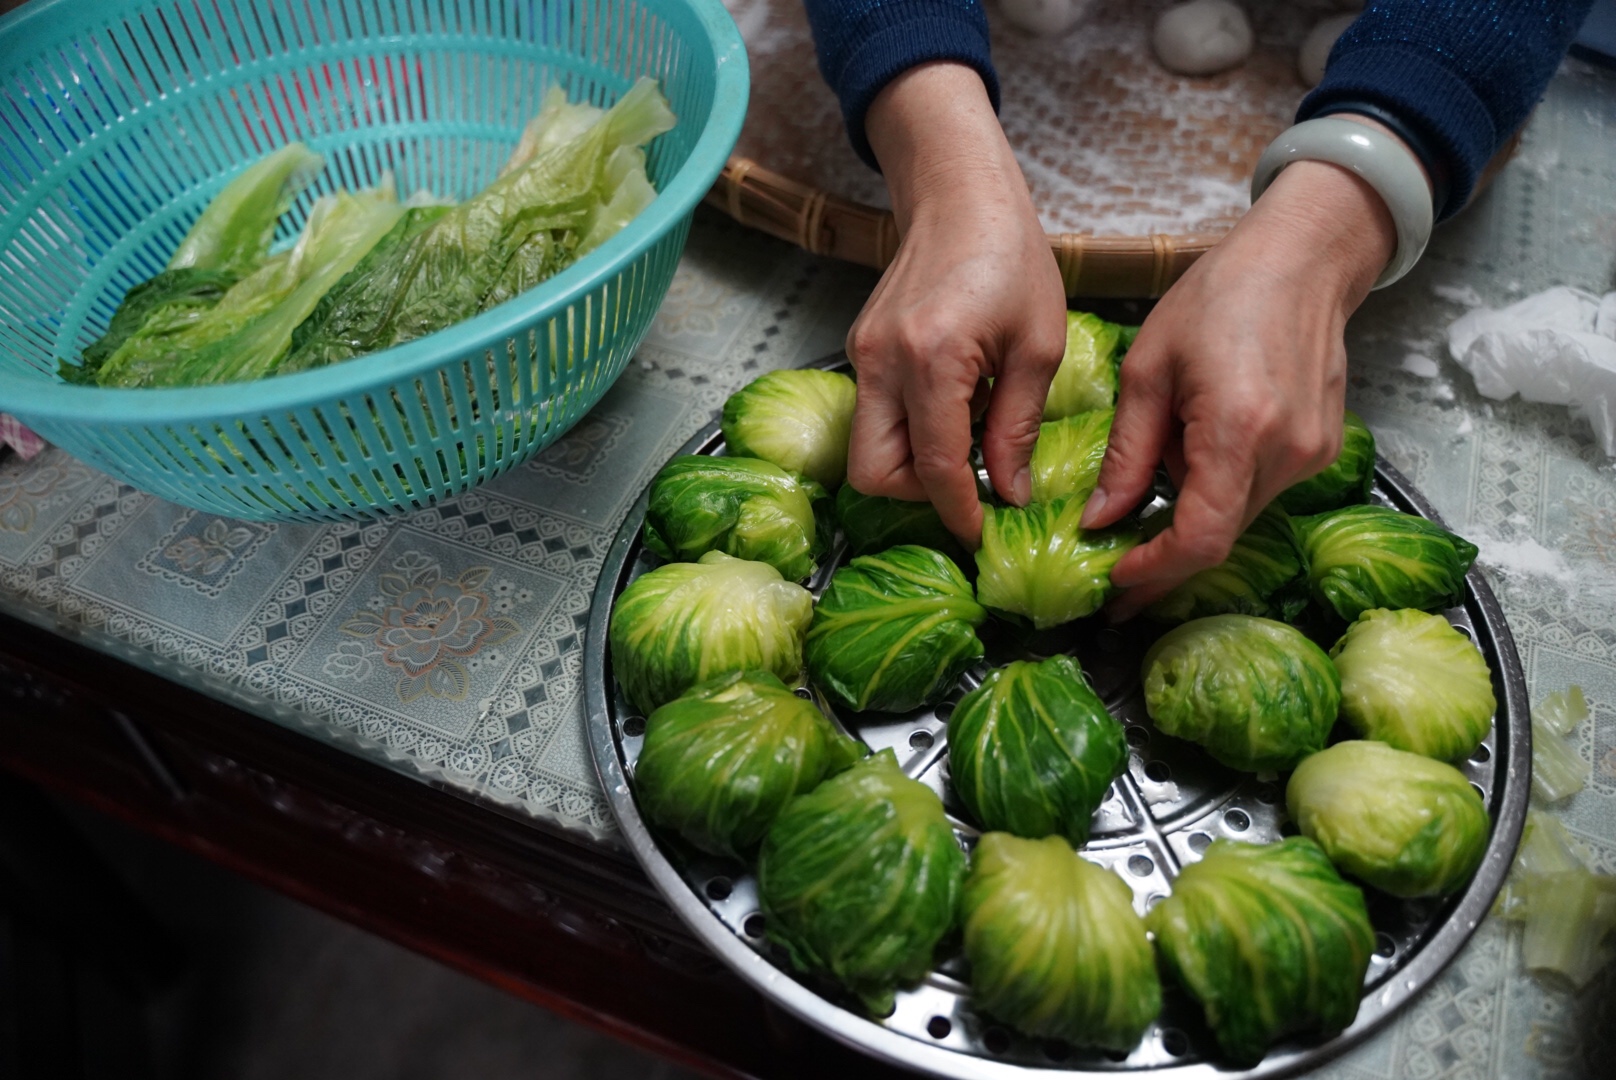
top-left (2, 57), bottom-right (1614, 1080)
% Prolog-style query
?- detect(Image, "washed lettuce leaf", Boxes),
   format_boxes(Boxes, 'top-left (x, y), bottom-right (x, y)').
top-left (1044, 312), bottom-right (1122, 420)
top-left (1287, 740), bottom-right (1490, 897)
top-left (1331, 608), bottom-right (1495, 761)
top-left (1028, 408), bottom-right (1112, 505)
top-left (166, 142), bottom-right (324, 276)
top-left (609, 550), bottom-right (814, 715)
top-left (758, 749), bottom-right (966, 1015)
top-left (835, 486), bottom-right (968, 566)
top-left (722, 368), bottom-right (858, 488)
top-left (1147, 502), bottom-right (1308, 623)
top-left (962, 834), bottom-right (1160, 1050)
top-left (94, 184), bottom-right (406, 387)
top-left (62, 268), bottom-right (238, 384)
top-left (1278, 410), bottom-right (1376, 515)
top-left (806, 545), bottom-right (986, 713)
top-left (284, 78), bottom-right (674, 371)
top-left (500, 85), bottom-right (608, 176)
top-left (63, 143), bottom-right (323, 384)
top-left (1146, 838), bottom-right (1374, 1065)
top-left (643, 455), bottom-right (827, 580)
top-left (1142, 614), bottom-right (1339, 772)
top-left (948, 656), bottom-right (1127, 846)
top-left (976, 499), bottom-right (1141, 629)
top-left (635, 670), bottom-right (863, 858)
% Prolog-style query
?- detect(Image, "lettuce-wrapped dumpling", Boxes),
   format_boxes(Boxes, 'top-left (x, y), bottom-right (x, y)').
top-left (1029, 408), bottom-right (1112, 505)
top-left (610, 551), bottom-right (813, 715)
top-left (1293, 505), bottom-right (1477, 621)
top-left (1278, 410), bottom-right (1376, 515)
top-left (644, 455), bottom-right (826, 580)
top-left (1331, 608), bottom-right (1495, 760)
top-left (976, 499), bottom-right (1141, 629)
top-left (1287, 740), bottom-right (1490, 897)
top-left (807, 545), bottom-right (986, 713)
top-left (963, 834), bottom-right (1161, 1050)
top-left (759, 750), bottom-right (966, 1014)
top-left (721, 368), bottom-right (858, 488)
top-left (636, 671), bottom-right (864, 858)
top-left (835, 485), bottom-right (968, 567)
top-left (1044, 311), bottom-right (1122, 419)
top-left (948, 656), bottom-right (1126, 845)
top-left (1146, 838), bottom-right (1374, 1066)
top-left (1147, 502), bottom-right (1307, 623)
top-left (1142, 615), bottom-right (1339, 771)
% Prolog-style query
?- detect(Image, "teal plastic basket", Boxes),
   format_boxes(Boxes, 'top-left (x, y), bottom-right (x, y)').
top-left (0, 0), bottom-right (746, 521)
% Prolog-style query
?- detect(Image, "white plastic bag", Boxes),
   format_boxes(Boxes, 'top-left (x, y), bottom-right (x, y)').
top-left (1446, 286), bottom-right (1616, 456)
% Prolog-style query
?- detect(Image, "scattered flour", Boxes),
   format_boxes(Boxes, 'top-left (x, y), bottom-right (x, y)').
top-left (1433, 282), bottom-right (1486, 308)
top-left (1474, 533), bottom-right (1577, 592)
top-left (1430, 382), bottom-right (1456, 402)
top-left (1456, 415), bottom-right (1474, 436)
top-left (1400, 353), bottom-right (1441, 378)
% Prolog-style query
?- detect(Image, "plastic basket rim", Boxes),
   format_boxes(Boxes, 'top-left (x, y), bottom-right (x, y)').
top-left (0, 0), bottom-right (749, 424)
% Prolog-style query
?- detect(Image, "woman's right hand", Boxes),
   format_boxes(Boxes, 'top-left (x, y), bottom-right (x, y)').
top-left (846, 62), bottom-right (1068, 546)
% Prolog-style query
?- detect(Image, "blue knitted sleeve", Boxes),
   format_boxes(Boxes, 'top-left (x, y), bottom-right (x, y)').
top-left (1300, 0), bottom-right (1593, 219)
top-left (801, 0), bottom-right (998, 169)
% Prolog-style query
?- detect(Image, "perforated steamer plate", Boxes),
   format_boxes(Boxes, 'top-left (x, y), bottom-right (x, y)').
top-left (585, 357), bottom-right (1530, 1080)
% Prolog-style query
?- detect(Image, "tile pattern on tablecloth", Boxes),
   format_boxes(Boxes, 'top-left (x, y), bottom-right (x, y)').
top-left (1, 61), bottom-right (1615, 1080)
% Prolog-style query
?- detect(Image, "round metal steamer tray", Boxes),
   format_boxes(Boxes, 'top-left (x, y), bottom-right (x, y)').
top-left (585, 358), bottom-right (1530, 1080)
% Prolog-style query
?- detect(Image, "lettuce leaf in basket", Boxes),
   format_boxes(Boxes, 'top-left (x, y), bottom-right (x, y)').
top-left (282, 77), bottom-right (674, 372)
top-left (61, 268), bottom-right (238, 385)
top-left (92, 181), bottom-right (407, 387)
top-left (61, 142), bottom-right (322, 385)
top-left (166, 143), bottom-right (325, 277)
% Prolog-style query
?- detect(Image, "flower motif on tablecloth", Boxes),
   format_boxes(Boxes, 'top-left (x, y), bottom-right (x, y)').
top-left (0, 457), bottom-right (92, 534)
top-left (322, 640), bottom-right (376, 683)
top-left (337, 555), bottom-right (519, 703)
top-left (138, 511), bottom-right (276, 597)
top-left (164, 519), bottom-right (260, 576)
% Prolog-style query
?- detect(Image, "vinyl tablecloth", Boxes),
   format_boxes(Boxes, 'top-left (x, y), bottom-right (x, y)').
top-left (2, 58), bottom-right (1615, 1080)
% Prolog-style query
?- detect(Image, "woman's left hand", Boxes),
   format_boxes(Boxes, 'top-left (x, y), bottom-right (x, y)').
top-left (1082, 138), bottom-right (1412, 619)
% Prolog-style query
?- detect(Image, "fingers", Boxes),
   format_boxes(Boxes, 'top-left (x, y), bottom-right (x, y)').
top-left (903, 372), bottom-right (984, 544)
top-left (845, 385), bottom-right (928, 501)
top-left (1082, 339), bottom-right (1173, 528)
top-left (981, 334), bottom-right (1063, 507)
top-left (1109, 420), bottom-right (1258, 598)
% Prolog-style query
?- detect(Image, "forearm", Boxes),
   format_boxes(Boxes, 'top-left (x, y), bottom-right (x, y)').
top-left (865, 62), bottom-right (1022, 232)
top-left (1300, 0), bottom-right (1593, 219)
top-left (802, 0), bottom-right (999, 168)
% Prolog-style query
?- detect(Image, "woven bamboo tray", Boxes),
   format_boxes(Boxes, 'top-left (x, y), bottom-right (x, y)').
top-left (709, 0), bottom-right (1346, 296)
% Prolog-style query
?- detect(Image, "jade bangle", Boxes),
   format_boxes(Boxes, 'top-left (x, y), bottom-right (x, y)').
top-left (1250, 117), bottom-right (1435, 290)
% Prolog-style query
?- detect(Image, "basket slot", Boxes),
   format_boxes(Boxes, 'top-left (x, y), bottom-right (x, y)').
top-left (396, 372), bottom-right (453, 493)
top-left (314, 430), bottom-right (390, 510)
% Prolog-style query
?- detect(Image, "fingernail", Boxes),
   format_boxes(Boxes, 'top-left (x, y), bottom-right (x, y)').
top-left (1011, 467), bottom-right (1031, 507)
top-left (1080, 489), bottom-right (1108, 528)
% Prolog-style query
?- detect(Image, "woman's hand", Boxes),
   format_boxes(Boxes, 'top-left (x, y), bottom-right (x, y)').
top-left (1083, 142), bottom-right (1408, 619)
top-left (847, 62), bottom-right (1068, 545)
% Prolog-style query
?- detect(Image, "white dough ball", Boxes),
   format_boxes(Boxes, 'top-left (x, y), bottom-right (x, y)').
top-left (1151, 0), bottom-right (1254, 77)
top-left (1298, 13), bottom-right (1359, 87)
top-left (998, 0), bottom-right (1094, 37)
